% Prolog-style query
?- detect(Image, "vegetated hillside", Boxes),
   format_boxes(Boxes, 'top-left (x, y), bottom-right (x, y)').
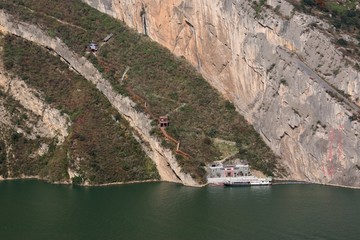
top-left (0, 0), bottom-right (283, 183)
top-left (291, 0), bottom-right (360, 33)
top-left (288, 0), bottom-right (360, 60)
top-left (0, 34), bottom-right (159, 184)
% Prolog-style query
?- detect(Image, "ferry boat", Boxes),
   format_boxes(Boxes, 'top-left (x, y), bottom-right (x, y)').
top-left (224, 176), bottom-right (272, 187)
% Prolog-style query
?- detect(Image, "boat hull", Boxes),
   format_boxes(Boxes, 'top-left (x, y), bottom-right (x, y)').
top-left (224, 182), bottom-right (251, 187)
top-left (224, 179), bottom-right (272, 187)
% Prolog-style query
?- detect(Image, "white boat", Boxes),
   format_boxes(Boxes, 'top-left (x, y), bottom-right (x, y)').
top-left (224, 176), bottom-right (272, 187)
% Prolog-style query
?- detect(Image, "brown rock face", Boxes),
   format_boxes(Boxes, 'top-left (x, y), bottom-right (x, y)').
top-left (83, 0), bottom-right (360, 187)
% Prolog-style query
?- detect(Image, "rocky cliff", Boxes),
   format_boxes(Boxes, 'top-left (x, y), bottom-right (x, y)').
top-left (83, 0), bottom-right (360, 186)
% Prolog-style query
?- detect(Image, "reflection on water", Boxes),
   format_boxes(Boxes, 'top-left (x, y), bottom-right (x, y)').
top-left (0, 180), bottom-right (359, 240)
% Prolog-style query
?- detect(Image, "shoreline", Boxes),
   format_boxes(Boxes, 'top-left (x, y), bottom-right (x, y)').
top-left (1, 176), bottom-right (360, 189)
top-left (0, 176), bottom-right (163, 187)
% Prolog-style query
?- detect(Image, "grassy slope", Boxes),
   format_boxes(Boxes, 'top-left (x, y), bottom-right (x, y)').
top-left (0, 0), bottom-right (283, 182)
top-left (0, 93), bottom-right (51, 178)
top-left (2, 35), bottom-right (159, 184)
top-left (285, 0), bottom-right (360, 72)
top-left (288, 0), bottom-right (360, 37)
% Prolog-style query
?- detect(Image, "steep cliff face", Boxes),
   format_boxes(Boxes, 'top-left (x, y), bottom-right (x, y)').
top-left (83, 0), bottom-right (360, 186)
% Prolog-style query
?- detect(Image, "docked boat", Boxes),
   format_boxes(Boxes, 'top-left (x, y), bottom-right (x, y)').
top-left (224, 176), bottom-right (272, 187)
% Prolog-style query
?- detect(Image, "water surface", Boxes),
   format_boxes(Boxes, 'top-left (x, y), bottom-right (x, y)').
top-left (0, 180), bottom-right (359, 240)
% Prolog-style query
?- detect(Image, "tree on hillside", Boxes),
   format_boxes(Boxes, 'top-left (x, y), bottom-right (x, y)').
top-left (315, 0), bottom-right (324, 8)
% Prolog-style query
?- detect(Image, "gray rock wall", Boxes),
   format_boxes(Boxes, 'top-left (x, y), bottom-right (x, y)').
top-left (83, 0), bottom-right (360, 186)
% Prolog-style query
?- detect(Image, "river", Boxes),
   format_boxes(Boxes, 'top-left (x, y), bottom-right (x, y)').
top-left (0, 180), bottom-right (359, 240)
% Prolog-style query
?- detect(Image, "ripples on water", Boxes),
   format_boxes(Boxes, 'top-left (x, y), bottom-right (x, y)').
top-left (0, 180), bottom-right (359, 240)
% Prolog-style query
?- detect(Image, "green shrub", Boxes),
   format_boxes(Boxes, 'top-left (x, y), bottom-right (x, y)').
top-left (0, 141), bottom-right (6, 164)
top-left (71, 176), bottom-right (84, 185)
top-left (337, 38), bottom-right (348, 46)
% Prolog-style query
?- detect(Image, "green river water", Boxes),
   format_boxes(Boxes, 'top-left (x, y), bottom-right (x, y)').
top-left (0, 180), bottom-right (359, 240)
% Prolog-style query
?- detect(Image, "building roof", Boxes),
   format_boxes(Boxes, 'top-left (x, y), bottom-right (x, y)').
top-left (89, 43), bottom-right (97, 49)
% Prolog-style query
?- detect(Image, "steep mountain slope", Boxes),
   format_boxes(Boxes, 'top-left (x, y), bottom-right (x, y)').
top-left (82, 0), bottom-right (360, 186)
top-left (0, 0), bottom-right (280, 185)
top-left (0, 33), bottom-right (159, 184)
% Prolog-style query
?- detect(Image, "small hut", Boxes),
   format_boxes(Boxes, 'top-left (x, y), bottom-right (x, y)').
top-left (158, 116), bottom-right (169, 128)
top-left (88, 41), bottom-right (98, 52)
